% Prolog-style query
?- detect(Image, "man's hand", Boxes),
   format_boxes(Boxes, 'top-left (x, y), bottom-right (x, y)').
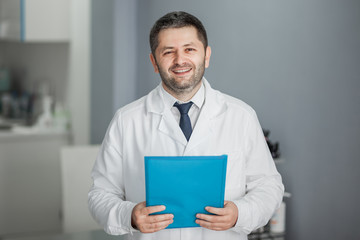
top-left (195, 201), bottom-right (238, 231)
top-left (131, 201), bottom-right (174, 233)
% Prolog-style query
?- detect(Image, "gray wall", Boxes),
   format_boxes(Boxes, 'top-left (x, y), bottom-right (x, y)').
top-left (91, 0), bottom-right (137, 143)
top-left (92, 0), bottom-right (360, 239)
top-left (135, 0), bottom-right (360, 239)
top-left (91, 0), bottom-right (115, 144)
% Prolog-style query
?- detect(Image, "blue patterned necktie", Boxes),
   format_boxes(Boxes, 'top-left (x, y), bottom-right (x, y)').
top-left (174, 102), bottom-right (194, 141)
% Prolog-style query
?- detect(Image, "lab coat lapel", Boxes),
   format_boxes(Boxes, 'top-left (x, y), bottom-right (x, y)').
top-left (158, 108), bottom-right (188, 146)
top-left (184, 106), bottom-right (213, 154)
top-left (145, 84), bottom-right (188, 146)
top-left (184, 79), bottom-right (228, 154)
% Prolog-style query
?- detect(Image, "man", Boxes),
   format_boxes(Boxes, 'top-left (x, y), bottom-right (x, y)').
top-left (88, 11), bottom-right (284, 240)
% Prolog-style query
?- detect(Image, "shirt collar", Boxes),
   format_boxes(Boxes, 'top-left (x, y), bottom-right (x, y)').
top-left (160, 80), bottom-right (205, 110)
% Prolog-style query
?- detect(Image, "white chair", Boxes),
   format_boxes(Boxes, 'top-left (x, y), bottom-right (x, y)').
top-left (60, 145), bottom-right (101, 233)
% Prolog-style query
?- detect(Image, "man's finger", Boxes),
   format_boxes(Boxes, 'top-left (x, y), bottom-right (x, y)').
top-left (205, 206), bottom-right (227, 215)
top-left (141, 205), bottom-right (166, 215)
top-left (147, 213), bottom-right (174, 223)
top-left (149, 218), bottom-right (174, 229)
top-left (196, 213), bottom-right (227, 223)
top-left (142, 219), bottom-right (174, 233)
top-left (195, 219), bottom-right (227, 230)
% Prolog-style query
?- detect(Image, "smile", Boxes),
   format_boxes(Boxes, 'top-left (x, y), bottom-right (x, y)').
top-left (172, 68), bottom-right (192, 74)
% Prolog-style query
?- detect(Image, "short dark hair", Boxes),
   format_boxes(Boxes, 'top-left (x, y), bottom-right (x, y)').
top-left (149, 11), bottom-right (208, 57)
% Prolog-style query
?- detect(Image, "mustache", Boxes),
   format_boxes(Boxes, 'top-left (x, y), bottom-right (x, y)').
top-left (170, 63), bottom-right (193, 71)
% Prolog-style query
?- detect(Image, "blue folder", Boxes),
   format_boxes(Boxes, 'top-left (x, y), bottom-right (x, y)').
top-left (145, 155), bottom-right (227, 228)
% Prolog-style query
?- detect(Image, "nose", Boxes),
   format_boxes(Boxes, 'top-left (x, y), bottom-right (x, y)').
top-left (174, 51), bottom-right (186, 65)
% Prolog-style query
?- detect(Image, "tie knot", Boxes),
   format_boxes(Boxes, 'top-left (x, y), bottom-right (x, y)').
top-left (174, 101), bottom-right (193, 115)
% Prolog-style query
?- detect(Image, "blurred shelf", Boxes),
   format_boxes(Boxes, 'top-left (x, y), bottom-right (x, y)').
top-left (249, 231), bottom-right (285, 240)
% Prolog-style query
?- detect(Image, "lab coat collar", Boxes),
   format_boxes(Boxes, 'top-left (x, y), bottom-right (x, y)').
top-left (145, 78), bottom-right (228, 148)
top-left (160, 82), bottom-right (205, 111)
top-left (146, 78), bottom-right (226, 117)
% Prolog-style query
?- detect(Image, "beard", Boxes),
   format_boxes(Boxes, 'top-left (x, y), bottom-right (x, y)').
top-left (157, 60), bottom-right (205, 95)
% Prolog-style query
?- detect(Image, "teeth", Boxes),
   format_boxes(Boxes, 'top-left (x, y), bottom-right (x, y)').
top-left (174, 68), bottom-right (191, 73)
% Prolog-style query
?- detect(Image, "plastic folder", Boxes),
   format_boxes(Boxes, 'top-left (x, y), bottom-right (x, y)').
top-left (145, 155), bottom-right (227, 229)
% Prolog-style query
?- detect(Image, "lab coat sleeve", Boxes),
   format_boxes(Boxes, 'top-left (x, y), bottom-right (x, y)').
top-left (88, 110), bottom-right (138, 235)
top-left (231, 110), bottom-right (284, 234)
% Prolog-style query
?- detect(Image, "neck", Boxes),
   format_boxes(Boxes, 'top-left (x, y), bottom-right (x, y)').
top-left (162, 80), bottom-right (202, 102)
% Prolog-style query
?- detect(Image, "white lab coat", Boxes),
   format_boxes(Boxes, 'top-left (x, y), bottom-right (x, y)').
top-left (88, 79), bottom-right (284, 240)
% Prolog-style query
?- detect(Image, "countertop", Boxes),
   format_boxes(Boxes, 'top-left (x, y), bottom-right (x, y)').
top-left (0, 125), bottom-right (70, 141)
top-left (2, 230), bottom-right (122, 240)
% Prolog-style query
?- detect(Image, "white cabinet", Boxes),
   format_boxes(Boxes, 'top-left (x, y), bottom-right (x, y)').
top-left (0, 132), bottom-right (70, 237)
top-left (0, 0), bottom-right (70, 42)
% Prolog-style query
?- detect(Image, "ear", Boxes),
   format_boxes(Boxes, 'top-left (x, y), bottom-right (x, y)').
top-left (205, 46), bottom-right (212, 68)
top-left (149, 53), bottom-right (159, 73)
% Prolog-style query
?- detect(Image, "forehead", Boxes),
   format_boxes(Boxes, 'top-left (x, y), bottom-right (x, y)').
top-left (157, 26), bottom-right (202, 47)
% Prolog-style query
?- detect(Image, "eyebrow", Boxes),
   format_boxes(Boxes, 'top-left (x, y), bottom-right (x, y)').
top-left (159, 46), bottom-right (174, 53)
top-left (183, 42), bottom-right (197, 47)
top-left (159, 42), bottom-right (198, 53)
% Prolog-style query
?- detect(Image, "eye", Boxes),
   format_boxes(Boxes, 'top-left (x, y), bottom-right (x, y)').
top-left (186, 48), bottom-right (196, 52)
top-left (163, 51), bottom-right (173, 56)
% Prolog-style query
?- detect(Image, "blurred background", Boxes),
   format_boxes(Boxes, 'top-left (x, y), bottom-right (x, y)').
top-left (0, 0), bottom-right (359, 239)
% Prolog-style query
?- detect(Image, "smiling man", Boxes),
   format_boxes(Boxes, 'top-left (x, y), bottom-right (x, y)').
top-left (88, 11), bottom-right (284, 240)
top-left (150, 26), bottom-right (211, 101)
